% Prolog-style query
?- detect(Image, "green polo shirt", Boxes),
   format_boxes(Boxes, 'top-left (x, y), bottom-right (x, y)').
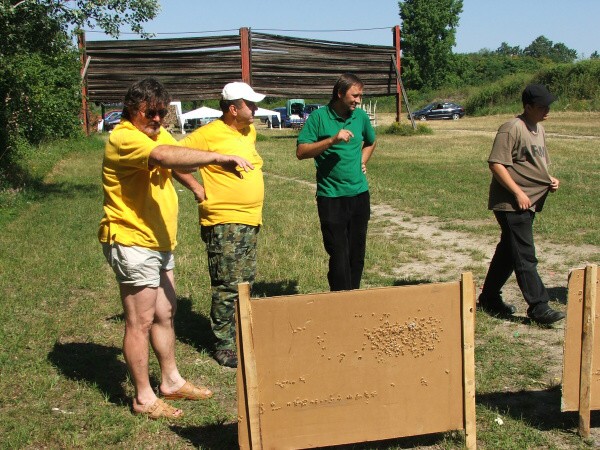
top-left (298, 104), bottom-right (376, 198)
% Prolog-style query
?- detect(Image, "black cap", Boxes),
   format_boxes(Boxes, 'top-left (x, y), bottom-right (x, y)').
top-left (522, 84), bottom-right (556, 107)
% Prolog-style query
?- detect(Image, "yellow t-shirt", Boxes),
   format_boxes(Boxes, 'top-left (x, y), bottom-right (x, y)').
top-left (179, 119), bottom-right (264, 226)
top-left (98, 120), bottom-right (179, 251)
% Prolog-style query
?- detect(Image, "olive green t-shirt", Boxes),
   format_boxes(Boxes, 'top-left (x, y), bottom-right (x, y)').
top-left (297, 105), bottom-right (376, 198)
top-left (488, 116), bottom-right (552, 212)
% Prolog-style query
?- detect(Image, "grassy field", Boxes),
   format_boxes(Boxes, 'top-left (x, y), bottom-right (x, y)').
top-left (0, 112), bottom-right (599, 449)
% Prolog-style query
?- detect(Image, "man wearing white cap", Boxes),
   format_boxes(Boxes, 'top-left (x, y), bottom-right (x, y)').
top-left (176, 82), bottom-right (265, 368)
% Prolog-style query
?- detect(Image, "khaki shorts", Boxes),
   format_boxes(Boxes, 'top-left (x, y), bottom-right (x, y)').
top-left (102, 243), bottom-right (174, 288)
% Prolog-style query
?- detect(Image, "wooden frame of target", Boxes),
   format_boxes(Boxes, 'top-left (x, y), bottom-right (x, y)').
top-left (561, 264), bottom-right (599, 438)
top-left (236, 273), bottom-right (477, 449)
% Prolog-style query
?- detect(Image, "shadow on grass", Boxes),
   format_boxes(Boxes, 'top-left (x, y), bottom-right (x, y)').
top-left (547, 286), bottom-right (568, 305)
top-left (173, 281), bottom-right (300, 353)
top-left (172, 423), bottom-right (460, 449)
top-left (253, 279), bottom-right (299, 297)
top-left (48, 342), bottom-right (129, 405)
top-left (22, 178), bottom-right (100, 200)
top-left (325, 432), bottom-right (463, 449)
top-left (477, 386), bottom-right (579, 431)
top-left (393, 278), bottom-right (432, 286)
top-left (171, 423), bottom-right (238, 450)
top-left (174, 296), bottom-right (216, 354)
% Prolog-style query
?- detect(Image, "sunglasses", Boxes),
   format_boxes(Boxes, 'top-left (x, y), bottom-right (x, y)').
top-left (143, 108), bottom-right (168, 119)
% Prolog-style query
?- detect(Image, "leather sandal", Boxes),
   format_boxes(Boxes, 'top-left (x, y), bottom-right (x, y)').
top-left (135, 398), bottom-right (183, 419)
top-left (162, 381), bottom-right (213, 400)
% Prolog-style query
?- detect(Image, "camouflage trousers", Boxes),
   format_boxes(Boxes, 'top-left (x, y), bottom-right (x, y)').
top-left (201, 223), bottom-right (259, 351)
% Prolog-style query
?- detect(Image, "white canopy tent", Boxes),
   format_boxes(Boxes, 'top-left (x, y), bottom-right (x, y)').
top-left (254, 107), bottom-right (281, 129)
top-left (179, 106), bottom-right (282, 131)
top-left (180, 106), bottom-right (223, 121)
top-left (179, 106), bottom-right (222, 133)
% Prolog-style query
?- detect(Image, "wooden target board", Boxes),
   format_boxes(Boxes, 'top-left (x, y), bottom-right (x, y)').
top-left (236, 274), bottom-right (476, 449)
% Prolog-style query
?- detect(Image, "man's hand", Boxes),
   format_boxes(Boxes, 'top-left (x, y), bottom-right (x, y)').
top-left (334, 129), bottom-right (354, 144)
top-left (194, 185), bottom-right (206, 203)
top-left (549, 176), bottom-right (560, 192)
top-left (515, 191), bottom-right (532, 210)
top-left (215, 154), bottom-right (254, 178)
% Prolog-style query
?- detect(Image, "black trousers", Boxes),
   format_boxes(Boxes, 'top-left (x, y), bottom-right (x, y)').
top-left (481, 210), bottom-right (549, 310)
top-left (317, 191), bottom-right (370, 291)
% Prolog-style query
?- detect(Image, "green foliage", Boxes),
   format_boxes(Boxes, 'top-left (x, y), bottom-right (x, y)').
top-left (464, 59), bottom-right (600, 115)
top-left (523, 35), bottom-right (578, 63)
top-left (1, 52), bottom-right (82, 144)
top-left (3, 0), bottom-right (160, 38)
top-left (495, 42), bottom-right (522, 57)
top-left (0, 0), bottom-right (161, 189)
top-left (536, 59), bottom-right (600, 110)
top-left (398, 0), bottom-right (463, 90)
top-left (450, 53), bottom-right (548, 88)
top-left (463, 73), bottom-right (533, 115)
top-left (382, 122), bottom-right (433, 136)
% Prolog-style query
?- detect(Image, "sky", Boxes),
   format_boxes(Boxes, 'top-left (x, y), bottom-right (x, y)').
top-left (85, 0), bottom-right (600, 58)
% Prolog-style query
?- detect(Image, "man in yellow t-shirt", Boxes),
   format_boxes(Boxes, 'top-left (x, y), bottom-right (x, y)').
top-left (99, 78), bottom-right (254, 418)
top-left (177, 82), bottom-right (265, 368)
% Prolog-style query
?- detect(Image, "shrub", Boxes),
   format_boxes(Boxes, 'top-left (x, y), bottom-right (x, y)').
top-left (382, 122), bottom-right (433, 136)
top-left (464, 73), bottom-right (533, 116)
top-left (0, 50), bottom-right (82, 188)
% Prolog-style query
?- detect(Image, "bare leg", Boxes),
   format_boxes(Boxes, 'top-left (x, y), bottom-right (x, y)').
top-left (150, 269), bottom-right (186, 394)
top-left (120, 282), bottom-right (182, 416)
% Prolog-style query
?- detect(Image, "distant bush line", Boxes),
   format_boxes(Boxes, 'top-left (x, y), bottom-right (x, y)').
top-left (465, 59), bottom-right (600, 115)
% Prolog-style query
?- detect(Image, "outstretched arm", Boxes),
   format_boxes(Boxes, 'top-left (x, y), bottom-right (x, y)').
top-left (149, 145), bottom-right (254, 175)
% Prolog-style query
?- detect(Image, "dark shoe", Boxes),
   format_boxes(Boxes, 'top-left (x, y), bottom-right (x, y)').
top-left (528, 304), bottom-right (565, 325)
top-left (214, 349), bottom-right (237, 368)
top-left (477, 295), bottom-right (516, 318)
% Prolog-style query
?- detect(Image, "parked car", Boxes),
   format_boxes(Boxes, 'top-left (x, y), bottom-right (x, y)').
top-left (103, 110), bottom-right (123, 131)
top-left (408, 102), bottom-right (465, 121)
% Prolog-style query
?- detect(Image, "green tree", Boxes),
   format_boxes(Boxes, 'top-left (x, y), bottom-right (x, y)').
top-left (591, 51), bottom-right (600, 60)
top-left (0, 0), bottom-right (160, 187)
top-left (398, 0), bottom-right (463, 89)
top-left (523, 35), bottom-right (578, 63)
top-left (496, 42), bottom-right (522, 57)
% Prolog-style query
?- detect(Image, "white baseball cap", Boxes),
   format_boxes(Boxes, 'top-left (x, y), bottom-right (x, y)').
top-left (221, 82), bottom-right (265, 102)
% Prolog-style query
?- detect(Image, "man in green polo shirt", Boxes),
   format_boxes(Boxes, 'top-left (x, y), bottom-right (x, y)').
top-left (296, 73), bottom-right (377, 291)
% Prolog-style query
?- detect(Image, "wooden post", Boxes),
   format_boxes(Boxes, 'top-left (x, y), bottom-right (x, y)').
top-left (237, 282), bottom-right (262, 449)
top-left (461, 272), bottom-right (477, 449)
top-left (579, 264), bottom-right (598, 438)
top-left (392, 25), bottom-right (402, 123)
top-left (240, 27), bottom-right (252, 84)
top-left (391, 55), bottom-right (415, 130)
top-left (77, 31), bottom-right (90, 136)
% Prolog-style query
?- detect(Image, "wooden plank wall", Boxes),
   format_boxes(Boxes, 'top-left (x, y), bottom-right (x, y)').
top-left (84, 29), bottom-right (397, 103)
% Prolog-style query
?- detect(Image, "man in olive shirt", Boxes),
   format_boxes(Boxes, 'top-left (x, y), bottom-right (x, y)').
top-left (297, 73), bottom-right (376, 291)
top-left (479, 84), bottom-right (564, 325)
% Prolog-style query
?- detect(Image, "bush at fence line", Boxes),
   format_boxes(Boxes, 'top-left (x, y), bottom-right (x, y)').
top-left (383, 122), bottom-right (433, 136)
